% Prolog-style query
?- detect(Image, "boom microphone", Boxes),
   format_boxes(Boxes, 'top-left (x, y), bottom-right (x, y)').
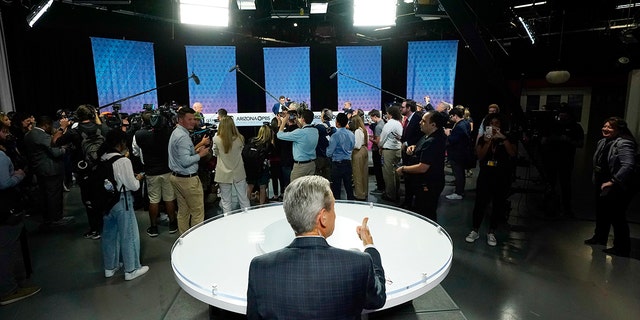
top-left (329, 71), bottom-right (339, 79)
top-left (228, 65), bottom-right (239, 73)
top-left (191, 73), bottom-right (201, 85)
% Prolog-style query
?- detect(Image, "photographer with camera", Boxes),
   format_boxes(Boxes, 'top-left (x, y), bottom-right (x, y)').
top-left (168, 107), bottom-right (210, 234)
top-left (54, 105), bottom-right (110, 239)
top-left (132, 112), bottom-right (177, 237)
top-left (314, 109), bottom-right (336, 180)
top-left (277, 109), bottom-right (318, 182)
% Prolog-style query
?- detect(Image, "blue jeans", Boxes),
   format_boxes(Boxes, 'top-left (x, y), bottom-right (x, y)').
top-left (281, 165), bottom-right (293, 191)
top-left (331, 161), bottom-right (354, 200)
top-left (102, 191), bottom-right (141, 273)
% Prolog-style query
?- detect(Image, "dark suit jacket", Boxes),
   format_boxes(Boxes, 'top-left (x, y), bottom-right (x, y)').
top-left (401, 111), bottom-right (424, 147)
top-left (446, 119), bottom-right (471, 163)
top-left (24, 127), bottom-right (65, 177)
top-left (247, 236), bottom-right (386, 320)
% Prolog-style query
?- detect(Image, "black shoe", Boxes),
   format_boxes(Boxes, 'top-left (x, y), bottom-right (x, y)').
top-left (603, 247), bottom-right (630, 257)
top-left (83, 231), bottom-right (101, 240)
top-left (146, 226), bottom-right (159, 237)
top-left (169, 221), bottom-right (178, 234)
top-left (584, 237), bottom-right (607, 245)
top-left (46, 216), bottom-right (75, 226)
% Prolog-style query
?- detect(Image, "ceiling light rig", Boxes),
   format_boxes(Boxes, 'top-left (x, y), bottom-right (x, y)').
top-left (518, 16), bottom-right (535, 44)
top-left (27, 0), bottom-right (54, 28)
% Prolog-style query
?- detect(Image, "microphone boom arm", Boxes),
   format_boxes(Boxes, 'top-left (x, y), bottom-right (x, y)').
top-left (336, 71), bottom-right (406, 101)
top-left (234, 67), bottom-right (280, 103)
top-left (98, 73), bottom-right (199, 110)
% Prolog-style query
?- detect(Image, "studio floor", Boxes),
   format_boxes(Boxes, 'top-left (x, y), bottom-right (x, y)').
top-left (1, 148), bottom-right (639, 320)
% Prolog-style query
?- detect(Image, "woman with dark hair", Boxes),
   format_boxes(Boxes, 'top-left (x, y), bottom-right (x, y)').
top-left (584, 117), bottom-right (637, 257)
top-left (98, 130), bottom-right (148, 280)
top-left (465, 113), bottom-right (516, 247)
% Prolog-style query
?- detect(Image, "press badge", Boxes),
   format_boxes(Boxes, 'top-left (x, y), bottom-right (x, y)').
top-left (487, 160), bottom-right (498, 167)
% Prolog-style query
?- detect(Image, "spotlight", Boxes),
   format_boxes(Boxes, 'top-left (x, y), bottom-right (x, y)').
top-left (27, 0), bottom-right (54, 28)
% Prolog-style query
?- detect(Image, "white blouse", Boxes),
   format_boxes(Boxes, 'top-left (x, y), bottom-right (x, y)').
top-left (101, 152), bottom-right (140, 192)
top-left (354, 128), bottom-right (365, 150)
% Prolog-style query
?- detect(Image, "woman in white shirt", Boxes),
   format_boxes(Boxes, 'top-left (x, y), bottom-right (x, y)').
top-left (351, 116), bottom-right (369, 201)
top-left (99, 130), bottom-right (148, 281)
top-left (213, 117), bottom-right (250, 213)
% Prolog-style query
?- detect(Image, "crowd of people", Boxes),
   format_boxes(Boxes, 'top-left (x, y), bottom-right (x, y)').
top-left (1, 96), bottom-right (636, 309)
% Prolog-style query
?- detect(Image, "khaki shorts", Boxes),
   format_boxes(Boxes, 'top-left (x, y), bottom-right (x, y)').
top-left (146, 172), bottom-right (176, 203)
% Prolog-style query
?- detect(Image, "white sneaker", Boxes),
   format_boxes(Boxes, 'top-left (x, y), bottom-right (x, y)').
top-left (465, 230), bottom-right (479, 243)
top-left (104, 262), bottom-right (123, 278)
top-left (125, 266), bottom-right (149, 281)
top-left (487, 233), bottom-right (497, 246)
top-left (446, 193), bottom-right (463, 200)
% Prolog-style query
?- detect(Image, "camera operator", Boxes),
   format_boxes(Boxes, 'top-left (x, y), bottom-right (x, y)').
top-left (314, 109), bottom-right (336, 180)
top-left (277, 108), bottom-right (318, 182)
top-left (55, 105), bottom-right (110, 239)
top-left (132, 112), bottom-right (177, 237)
top-left (168, 107), bottom-right (210, 234)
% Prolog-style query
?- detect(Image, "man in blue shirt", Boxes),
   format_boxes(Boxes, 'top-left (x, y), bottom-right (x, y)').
top-left (168, 107), bottom-right (210, 234)
top-left (326, 113), bottom-right (355, 200)
top-left (277, 109), bottom-right (318, 182)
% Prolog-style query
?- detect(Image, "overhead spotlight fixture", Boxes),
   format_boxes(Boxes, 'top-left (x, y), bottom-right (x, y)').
top-left (27, 0), bottom-right (54, 28)
top-left (403, 0), bottom-right (413, 3)
top-left (513, 1), bottom-right (546, 9)
top-left (271, 10), bottom-right (309, 18)
top-left (310, 2), bottom-right (328, 14)
top-left (236, 0), bottom-right (256, 10)
top-left (180, 0), bottom-right (229, 27)
top-left (616, 3), bottom-right (640, 9)
top-left (518, 16), bottom-right (535, 44)
top-left (353, 0), bottom-right (396, 27)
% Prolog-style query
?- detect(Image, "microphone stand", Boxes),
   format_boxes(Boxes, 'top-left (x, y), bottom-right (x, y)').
top-left (98, 73), bottom-right (200, 110)
top-left (334, 71), bottom-right (406, 101)
top-left (233, 67), bottom-right (280, 103)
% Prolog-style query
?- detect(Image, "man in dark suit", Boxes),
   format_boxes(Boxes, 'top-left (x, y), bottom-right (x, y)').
top-left (400, 99), bottom-right (424, 210)
top-left (24, 116), bottom-right (74, 226)
top-left (247, 176), bottom-right (386, 319)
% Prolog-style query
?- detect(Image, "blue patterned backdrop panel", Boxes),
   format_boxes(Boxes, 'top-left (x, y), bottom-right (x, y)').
top-left (407, 40), bottom-right (458, 106)
top-left (263, 47), bottom-right (311, 110)
top-left (336, 46), bottom-right (381, 110)
top-left (185, 46), bottom-right (238, 113)
top-left (91, 37), bottom-right (158, 114)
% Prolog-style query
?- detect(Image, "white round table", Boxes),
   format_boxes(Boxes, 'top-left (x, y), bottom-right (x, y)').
top-left (171, 201), bottom-right (453, 315)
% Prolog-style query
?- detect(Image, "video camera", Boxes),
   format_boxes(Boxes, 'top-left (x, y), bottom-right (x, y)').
top-left (191, 123), bottom-right (217, 146)
top-left (56, 108), bottom-right (77, 123)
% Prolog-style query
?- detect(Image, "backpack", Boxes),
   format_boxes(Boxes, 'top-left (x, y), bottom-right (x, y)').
top-left (83, 155), bottom-right (125, 215)
top-left (242, 139), bottom-right (268, 180)
top-left (79, 126), bottom-right (105, 168)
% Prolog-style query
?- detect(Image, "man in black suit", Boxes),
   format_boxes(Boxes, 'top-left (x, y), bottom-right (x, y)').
top-left (247, 175), bottom-right (386, 319)
top-left (24, 116), bottom-right (74, 226)
top-left (400, 99), bottom-right (424, 210)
